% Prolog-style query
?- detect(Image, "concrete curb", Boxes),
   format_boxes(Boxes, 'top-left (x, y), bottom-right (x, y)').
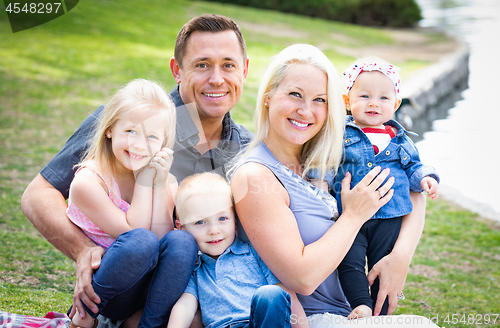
top-left (440, 185), bottom-right (500, 223)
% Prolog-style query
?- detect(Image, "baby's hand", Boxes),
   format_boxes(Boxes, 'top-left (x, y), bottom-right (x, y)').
top-left (149, 148), bottom-right (174, 187)
top-left (347, 305), bottom-right (372, 320)
top-left (309, 178), bottom-right (329, 192)
top-left (421, 176), bottom-right (439, 200)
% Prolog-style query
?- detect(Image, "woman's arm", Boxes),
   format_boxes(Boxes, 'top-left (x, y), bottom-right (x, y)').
top-left (367, 191), bottom-right (426, 315)
top-left (232, 163), bottom-right (394, 295)
top-left (277, 283), bottom-right (309, 327)
top-left (69, 167), bottom-right (154, 238)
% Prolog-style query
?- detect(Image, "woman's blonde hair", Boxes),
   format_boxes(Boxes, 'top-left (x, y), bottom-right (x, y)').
top-left (231, 44), bottom-right (345, 181)
top-left (80, 79), bottom-right (176, 180)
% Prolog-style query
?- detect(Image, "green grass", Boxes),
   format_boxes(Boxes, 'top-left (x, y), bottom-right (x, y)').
top-left (397, 200), bottom-right (500, 326)
top-left (2, 0), bottom-right (497, 325)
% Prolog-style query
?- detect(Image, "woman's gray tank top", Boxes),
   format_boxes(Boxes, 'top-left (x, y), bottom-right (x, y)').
top-left (235, 142), bottom-right (351, 317)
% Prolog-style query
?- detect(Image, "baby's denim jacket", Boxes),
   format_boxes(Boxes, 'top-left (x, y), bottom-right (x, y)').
top-left (319, 116), bottom-right (439, 219)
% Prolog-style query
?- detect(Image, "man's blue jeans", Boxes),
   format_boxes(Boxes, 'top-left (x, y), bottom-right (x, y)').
top-left (82, 228), bottom-right (198, 328)
top-left (232, 285), bottom-right (291, 328)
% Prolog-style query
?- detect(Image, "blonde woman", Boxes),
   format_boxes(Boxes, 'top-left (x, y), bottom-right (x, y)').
top-left (231, 44), bottom-right (436, 327)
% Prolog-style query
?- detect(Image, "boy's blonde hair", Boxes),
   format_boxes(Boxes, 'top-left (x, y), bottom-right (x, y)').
top-left (80, 79), bottom-right (176, 180)
top-left (176, 173), bottom-right (233, 224)
top-left (229, 44), bottom-right (345, 182)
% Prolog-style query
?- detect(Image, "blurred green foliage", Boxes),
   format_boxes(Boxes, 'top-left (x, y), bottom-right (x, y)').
top-left (203, 0), bottom-right (422, 27)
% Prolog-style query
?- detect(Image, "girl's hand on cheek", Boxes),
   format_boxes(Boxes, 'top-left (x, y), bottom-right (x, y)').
top-left (150, 148), bottom-right (174, 187)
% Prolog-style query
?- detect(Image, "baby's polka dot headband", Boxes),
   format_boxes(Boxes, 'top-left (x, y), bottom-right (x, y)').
top-left (343, 61), bottom-right (401, 97)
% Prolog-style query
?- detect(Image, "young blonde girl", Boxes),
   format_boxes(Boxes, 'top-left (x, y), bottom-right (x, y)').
top-left (67, 79), bottom-right (198, 328)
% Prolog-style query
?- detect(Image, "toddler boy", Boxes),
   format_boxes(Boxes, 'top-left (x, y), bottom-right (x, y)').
top-left (168, 172), bottom-right (308, 328)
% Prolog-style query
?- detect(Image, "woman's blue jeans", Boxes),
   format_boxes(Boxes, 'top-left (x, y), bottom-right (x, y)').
top-left (232, 285), bottom-right (291, 328)
top-left (82, 228), bottom-right (198, 328)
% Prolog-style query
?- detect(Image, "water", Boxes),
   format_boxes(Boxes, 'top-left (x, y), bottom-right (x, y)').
top-left (415, 0), bottom-right (500, 220)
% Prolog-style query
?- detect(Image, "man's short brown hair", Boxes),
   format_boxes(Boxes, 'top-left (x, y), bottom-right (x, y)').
top-left (174, 14), bottom-right (247, 68)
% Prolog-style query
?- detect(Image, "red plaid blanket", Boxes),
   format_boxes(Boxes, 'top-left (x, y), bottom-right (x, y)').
top-left (0, 311), bottom-right (70, 328)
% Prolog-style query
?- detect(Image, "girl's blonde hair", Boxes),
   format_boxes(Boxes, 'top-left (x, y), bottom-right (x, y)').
top-left (231, 44), bottom-right (345, 181)
top-left (80, 79), bottom-right (176, 179)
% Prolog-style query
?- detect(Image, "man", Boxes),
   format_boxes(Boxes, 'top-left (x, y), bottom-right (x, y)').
top-left (21, 14), bottom-right (252, 327)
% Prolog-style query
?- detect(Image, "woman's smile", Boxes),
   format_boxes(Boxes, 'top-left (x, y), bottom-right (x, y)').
top-left (288, 118), bottom-right (311, 129)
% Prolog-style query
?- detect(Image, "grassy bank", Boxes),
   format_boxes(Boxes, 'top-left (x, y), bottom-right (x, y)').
top-left (1, 0), bottom-right (498, 324)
